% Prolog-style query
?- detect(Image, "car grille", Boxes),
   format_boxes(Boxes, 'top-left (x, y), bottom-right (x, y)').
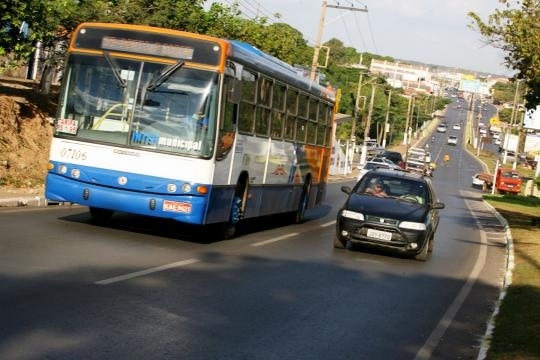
top-left (365, 215), bottom-right (399, 226)
top-left (345, 216), bottom-right (407, 245)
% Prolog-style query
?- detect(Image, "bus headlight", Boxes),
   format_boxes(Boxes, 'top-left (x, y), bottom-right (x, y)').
top-left (167, 183), bottom-right (178, 193)
top-left (71, 168), bottom-right (81, 179)
top-left (181, 183), bottom-right (191, 193)
top-left (58, 164), bottom-right (68, 174)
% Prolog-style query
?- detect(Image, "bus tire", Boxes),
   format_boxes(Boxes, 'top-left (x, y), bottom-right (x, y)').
top-left (294, 177), bottom-right (311, 224)
top-left (89, 207), bottom-right (114, 223)
top-left (222, 177), bottom-right (248, 240)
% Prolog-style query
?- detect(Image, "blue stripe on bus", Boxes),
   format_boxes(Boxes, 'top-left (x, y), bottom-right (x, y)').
top-left (45, 162), bottom-right (212, 224)
top-left (46, 172), bottom-right (209, 224)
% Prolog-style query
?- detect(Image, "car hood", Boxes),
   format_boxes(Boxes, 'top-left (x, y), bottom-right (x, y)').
top-left (344, 194), bottom-right (428, 222)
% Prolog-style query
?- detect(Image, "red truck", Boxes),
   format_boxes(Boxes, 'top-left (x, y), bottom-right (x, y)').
top-left (474, 168), bottom-right (522, 194)
top-left (495, 168), bottom-right (523, 194)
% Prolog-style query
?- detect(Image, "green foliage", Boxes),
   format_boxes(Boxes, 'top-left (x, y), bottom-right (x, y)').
top-left (483, 193), bottom-right (540, 206)
top-left (468, 1), bottom-right (540, 110)
top-left (535, 175), bottom-right (540, 188)
top-left (498, 108), bottom-right (512, 123)
top-left (491, 81), bottom-right (525, 104)
top-left (1, 0), bottom-right (446, 142)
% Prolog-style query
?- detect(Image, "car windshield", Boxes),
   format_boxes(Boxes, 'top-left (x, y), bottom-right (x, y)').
top-left (355, 174), bottom-right (429, 204)
top-left (501, 171), bottom-right (520, 179)
top-left (364, 163), bottom-right (387, 170)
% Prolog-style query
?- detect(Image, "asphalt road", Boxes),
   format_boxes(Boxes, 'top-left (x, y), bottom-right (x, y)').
top-left (0, 99), bottom-right (508, 360)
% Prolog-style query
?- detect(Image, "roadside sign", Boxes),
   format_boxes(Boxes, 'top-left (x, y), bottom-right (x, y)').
top-left (489, 117), bottom-right (499, 125)
top-left (458, 79), bottom-right (490, 95)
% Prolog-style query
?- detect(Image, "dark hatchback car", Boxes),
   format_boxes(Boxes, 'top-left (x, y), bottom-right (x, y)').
top-left (334, 168), bottom-right (445, 261)
top-left (377, 150), bottom-right (405, 168)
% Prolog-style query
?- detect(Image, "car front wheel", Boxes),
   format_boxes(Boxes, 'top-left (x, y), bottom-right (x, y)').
top-left (333, 235), bottom-right (346, 249)
top-left (414, 238), bottom-right (431, 261)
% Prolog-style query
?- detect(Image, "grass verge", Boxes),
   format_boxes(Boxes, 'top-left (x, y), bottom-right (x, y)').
top-left (483, 195), bottom-right (540, 360)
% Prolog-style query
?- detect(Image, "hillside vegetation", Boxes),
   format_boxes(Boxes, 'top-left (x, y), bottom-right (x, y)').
top-left (0, 77), bottom-right (57, 188)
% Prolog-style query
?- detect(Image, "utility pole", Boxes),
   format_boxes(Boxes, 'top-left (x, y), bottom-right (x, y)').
top-left (351, 72), bottom-right (364, 148)
top-left (359, 83), bottom-right (376, 166)
top-left (309, 1), bottom-right (368, 81)
top-left (403, 95), bottom-right (413, 145)
top-left (382, 89), bottom-right (392, 147)
top-left (503, 79), bottom-right (521, 165)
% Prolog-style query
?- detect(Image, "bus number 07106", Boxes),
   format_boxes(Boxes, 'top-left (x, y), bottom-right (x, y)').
top-left (61, 147), bottom-right (87, 161)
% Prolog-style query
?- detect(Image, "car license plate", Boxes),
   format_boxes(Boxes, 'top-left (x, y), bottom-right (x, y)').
top-left (367, 228), bottom-right (392, 241)
top-left (163, 200), bottom-right (192, 213)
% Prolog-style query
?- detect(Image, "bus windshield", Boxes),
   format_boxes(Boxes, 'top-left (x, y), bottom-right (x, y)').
top-left (56, 53), bottom-right (218, 158)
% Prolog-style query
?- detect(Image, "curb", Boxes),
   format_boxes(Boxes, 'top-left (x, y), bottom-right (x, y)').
top-left (0, 195), bottom-right (49, 208)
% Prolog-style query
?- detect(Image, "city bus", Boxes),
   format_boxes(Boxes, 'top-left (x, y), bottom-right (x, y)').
top-left (45, 22), bottom-right (337, 239)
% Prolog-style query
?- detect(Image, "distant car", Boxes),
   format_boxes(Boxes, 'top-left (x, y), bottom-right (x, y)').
top-left (335, 168), bottom-right (445, 261)
top-left (364, 140), bottom-right (385, 156)
top-left (452, 124), bottom-right (461, 130)
top-left (501, 150), bottom-right (516, 163)
top-left (437, 124), bottom-right (448, 133)
top-left (472, 173), bottom-right (488, 188)
top-left (366, 156), bottom-right (400, 168)
top-left (357, 161), bottom-right (395, 181)
top-left (377, 150), bottom-right (404, 168)
top-left (447, 135), bottom-right (458, 145)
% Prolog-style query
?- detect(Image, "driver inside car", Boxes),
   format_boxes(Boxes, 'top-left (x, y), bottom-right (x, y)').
top-left (364, 179), bottom-right (389, 197)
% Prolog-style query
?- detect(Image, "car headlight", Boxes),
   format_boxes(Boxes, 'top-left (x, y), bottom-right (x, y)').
top-left (341, 210), bottom-right (364, 221)
top-left (399, 221), bottom-right (426, 230)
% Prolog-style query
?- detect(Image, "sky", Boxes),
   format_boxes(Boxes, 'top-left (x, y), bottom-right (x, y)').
top-left (209, 0), bottom-right (514, 77)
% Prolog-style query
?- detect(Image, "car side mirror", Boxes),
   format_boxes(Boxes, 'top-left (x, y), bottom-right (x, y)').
top-left (431, 202), bottom-right (445, 210)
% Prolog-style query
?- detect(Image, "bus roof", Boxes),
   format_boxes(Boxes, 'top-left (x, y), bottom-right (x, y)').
top-left (228, 40), bottom-right (335, 102)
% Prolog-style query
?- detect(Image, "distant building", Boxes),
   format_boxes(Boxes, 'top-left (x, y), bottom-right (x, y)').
top-left (370, 60), bottom-right (432, 94)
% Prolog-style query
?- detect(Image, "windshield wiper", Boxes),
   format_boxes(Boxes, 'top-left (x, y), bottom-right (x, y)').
top-left (147, 60), bottom-right (185, 92)
top-left (103, 51), bottom-right (127, 88)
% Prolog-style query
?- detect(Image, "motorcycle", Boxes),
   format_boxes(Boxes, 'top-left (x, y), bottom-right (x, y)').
top-left (423, 163), bottom-right (435, 177)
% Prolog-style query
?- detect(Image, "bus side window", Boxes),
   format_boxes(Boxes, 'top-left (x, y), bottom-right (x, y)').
top-left (226, 62), bottom-right (242, 104)
top-left (217, 74), bottom-right (238, 160)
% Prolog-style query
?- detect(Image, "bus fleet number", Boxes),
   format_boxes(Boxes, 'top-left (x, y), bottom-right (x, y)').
top-left (60, 147), bottom-right (87, 161)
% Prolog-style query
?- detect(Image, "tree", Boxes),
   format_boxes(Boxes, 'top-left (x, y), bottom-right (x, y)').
top-left (468, 0), bottom-right (540, 109)
top-left (491, 80), bottom-right (526, 105)
top-left (0, 0), bottom-right (77, 72)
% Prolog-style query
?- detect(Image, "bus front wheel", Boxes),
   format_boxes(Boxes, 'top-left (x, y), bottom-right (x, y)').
top-left (222, 179), bottom-right (248, 240)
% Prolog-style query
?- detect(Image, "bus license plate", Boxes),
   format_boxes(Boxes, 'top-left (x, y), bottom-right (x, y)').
top-left (163, 200), bottom-right (192, 213)
top-left (367, 229), bottom-right (392, 241)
